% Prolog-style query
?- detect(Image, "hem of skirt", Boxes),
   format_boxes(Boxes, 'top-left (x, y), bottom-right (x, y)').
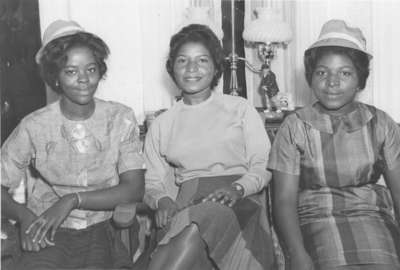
top-left (314, 254), bottom-right (400, 268)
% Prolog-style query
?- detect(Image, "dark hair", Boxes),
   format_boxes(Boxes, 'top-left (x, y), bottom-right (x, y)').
top-left (304, 46), bottom-right (370, 90)
top-left (166, 24), bottom-right (225, 90)
top-left (38, 32), bottom-right (110, 93)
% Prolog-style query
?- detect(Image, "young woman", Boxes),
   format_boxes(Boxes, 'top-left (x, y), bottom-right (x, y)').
top-left (269, 20), bottom-right (400, 270)
top-left (144, 24), bottom-right (275, 270)
top-left (1, 20), bottom-right (144, 269)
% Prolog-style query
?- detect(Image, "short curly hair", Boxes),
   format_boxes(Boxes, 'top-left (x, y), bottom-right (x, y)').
top-left (38, 32), bottom-right (110, 93)
top-left (304, 46), bottom-right (370, 90)
top-left (166, 24), bottom-right (225, 90)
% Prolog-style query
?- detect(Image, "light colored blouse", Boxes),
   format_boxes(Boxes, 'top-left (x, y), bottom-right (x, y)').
top-left (1, 98), bottom-right (144, 229)
top-left (144, 92), bottom-right (271, 209)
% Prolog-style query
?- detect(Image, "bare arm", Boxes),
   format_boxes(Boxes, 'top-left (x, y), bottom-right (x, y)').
top-left (2, 185), bottom-right (48, 251)
top-left (1, 185), bottom-right (34, 224)
top-left (384, 164), bottom-right (400, 223)
top-left (272, 170), bottom-right (314, 270)
top-left (27, 169), bottom-right (144, 243)
top-left (79, 169), bottom-right (145, 210)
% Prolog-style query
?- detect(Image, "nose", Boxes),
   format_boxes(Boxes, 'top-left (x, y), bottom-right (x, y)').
top-left (78, 71), bottom-right (89, 83)
top-left (186, 60), bottom-right (199, 72)
top-left (327, 73), bottom-right (339, 87)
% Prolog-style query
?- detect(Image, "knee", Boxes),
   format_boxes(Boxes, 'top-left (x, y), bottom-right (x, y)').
top-left (176, 223), bottom-right (202, 247)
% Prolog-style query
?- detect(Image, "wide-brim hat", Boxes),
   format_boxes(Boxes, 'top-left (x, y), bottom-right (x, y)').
top-left (305, 19), bottom-right (372, 59)
top-left (35, 20), bottom-right (85, 64)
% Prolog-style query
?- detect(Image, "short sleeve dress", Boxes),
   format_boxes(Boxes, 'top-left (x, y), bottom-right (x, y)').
top-left (268, 102), bottom-right (400, 268)
top-left (1, 98), bottom-right (144, 269)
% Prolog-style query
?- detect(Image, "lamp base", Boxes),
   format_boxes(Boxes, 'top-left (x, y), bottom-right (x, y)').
top-left (263, 109), bottom-right (284, 121)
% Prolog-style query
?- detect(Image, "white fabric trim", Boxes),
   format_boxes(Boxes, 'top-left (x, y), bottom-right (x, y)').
top-left (318, 32), bottom-right (365, 51)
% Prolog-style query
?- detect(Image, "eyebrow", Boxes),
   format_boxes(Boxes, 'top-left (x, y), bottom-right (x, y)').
top-left (63, 62), bottom-right (98, 68)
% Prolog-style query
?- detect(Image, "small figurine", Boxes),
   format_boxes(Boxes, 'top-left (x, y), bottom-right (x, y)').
top-left (259, 63), bottom-right (279, 112)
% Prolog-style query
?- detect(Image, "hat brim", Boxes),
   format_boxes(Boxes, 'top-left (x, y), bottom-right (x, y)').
top-left (35, 29), bottom-right (84, 64)
top-left (305, 38), bottom-right (372, 59)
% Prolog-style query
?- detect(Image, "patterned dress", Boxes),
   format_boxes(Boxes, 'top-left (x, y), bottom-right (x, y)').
top-left (1, 98), bottom-right (144, 269)
top-left (268, 102), bottom-right (400, 269)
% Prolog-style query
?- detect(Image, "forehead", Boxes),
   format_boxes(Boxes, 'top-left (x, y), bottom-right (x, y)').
top-left (316, 51), bottom-right (355, 68)
top-left (64, 46), bottom-right (96, 64)
top-left (176, 41), bottom-right (211, 55)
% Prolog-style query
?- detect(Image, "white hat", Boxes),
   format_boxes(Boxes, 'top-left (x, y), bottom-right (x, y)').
top-left (35, 20), bottom-right (85, 64)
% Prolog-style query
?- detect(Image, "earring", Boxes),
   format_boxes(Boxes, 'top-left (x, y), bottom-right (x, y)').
top-left (55, 81), bottom-right (59, 87)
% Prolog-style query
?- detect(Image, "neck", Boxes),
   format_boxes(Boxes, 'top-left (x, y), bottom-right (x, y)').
top-left (60, 98), bottom-right (95, 121)
top-left (316, 101), bottom-right (357, 117)
top-left (182, 90), bottom-right (212, 105)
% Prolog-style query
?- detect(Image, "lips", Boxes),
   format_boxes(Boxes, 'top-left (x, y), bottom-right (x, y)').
top-left (184, 76), bottom-right (202, 82)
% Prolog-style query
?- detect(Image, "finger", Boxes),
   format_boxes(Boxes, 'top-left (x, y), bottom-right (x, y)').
top-left (32, 219), bottom-right (49, 243)
top-left (39, 238), bottom-right (47, 249)
top-left (26, 218), bottom-right (42, 234)
top-left (21, 238), bottom-right (27, 250)
top-left (228, 198), bottom-right (237, 207)
top-left (215, 191), bottom-right (227, 200)
top-left (155, 212), bottom-right (164, 228)
top-left (202, 194), bottom-right (214, 202)
top-left (159, 211), bottom-right (168, 227)
top-left (44, 236), bottom-right (55, 246)
top-left (32, 241), bottom-right (40, 252)
top-left (37, 221), bottom-right (53, 244)
top-left (50, 219), bottom-right (63, 242)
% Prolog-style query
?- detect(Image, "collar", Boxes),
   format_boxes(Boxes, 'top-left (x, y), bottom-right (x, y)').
top-left (296, 102), bottom-right (374, 133)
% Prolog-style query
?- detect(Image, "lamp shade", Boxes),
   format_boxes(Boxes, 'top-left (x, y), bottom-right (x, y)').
top-left (243, 8), bottom-right (292, 44)
top-left (176, 7), bottom-right (223, 41)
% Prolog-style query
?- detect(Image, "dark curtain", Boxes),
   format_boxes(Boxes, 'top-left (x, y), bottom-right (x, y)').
top-left (0, 0), bottom-right (46, 145)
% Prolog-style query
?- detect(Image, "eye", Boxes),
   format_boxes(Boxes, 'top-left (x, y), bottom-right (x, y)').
top-left (88, 66), bottom-right (97, 73)
top-left (64, 69), bottom-right (77, 75)
top-left (198, 57), bottom-right (209, 63)
top-left (314, 70), bottom-right (326, 77)
top-left (339, 70), bottom-right (353, 77)
top-left (175, 57), bottom-right (187, 65)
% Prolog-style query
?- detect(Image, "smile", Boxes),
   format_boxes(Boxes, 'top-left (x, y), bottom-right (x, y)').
top-left (324, 91), bottom-right (342, 97)
top-left (184, 76), bottom-right (202, 81)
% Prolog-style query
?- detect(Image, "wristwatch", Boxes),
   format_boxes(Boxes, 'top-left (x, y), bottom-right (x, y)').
top-left (232, 183), bottom-right (245, 197)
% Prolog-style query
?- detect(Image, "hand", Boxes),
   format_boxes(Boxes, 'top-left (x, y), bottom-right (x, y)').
top-left (19, 210), bottom-right (53, 252)
top-left (289, 251), bottom-right (315, 270)
top-left (26, 194), bottom-right (77, 245)
top-left (202, 185), bottom-right (243, 207)
top-left (155, 197), bottom-right (178, 228)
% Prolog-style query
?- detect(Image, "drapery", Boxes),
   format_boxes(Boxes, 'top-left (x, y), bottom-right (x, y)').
top-left (38, 0), bottom-right (222, 122)
top-left (244, 0), bottom-right (400, 122)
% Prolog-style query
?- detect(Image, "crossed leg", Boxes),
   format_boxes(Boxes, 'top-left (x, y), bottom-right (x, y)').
top-left (147, 223), bottom-right (214, 270)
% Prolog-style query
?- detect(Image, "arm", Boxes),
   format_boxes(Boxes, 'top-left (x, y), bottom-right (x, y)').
top-left (143, 119), bottom-right (178, 227)
top-left (203, 103), bottom-right (270, 206)
top-left (272, 171), bottom-right (313, 270)
top-left (1, 122), bottom-right (50, 251)
top-left (268, 115), bottom-right (314, 269)
top-left (28, 108), bottom-right (145, 242)
top-left (381, 113), bottom-right (400, 223)
top-left (2, 186), bottom-right (46, 251)
top-left (78, 169), bottom-right (144, 210)
top-left (233, 104), bottom-right (271, 196)
top-left (143, 120), bottom-right (177, 210)
top-left (384, 165), bottom-right (400, 223)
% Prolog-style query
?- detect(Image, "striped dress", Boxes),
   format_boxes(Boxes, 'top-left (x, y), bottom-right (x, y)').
top-left (268, 102), bottom-right (400, 269)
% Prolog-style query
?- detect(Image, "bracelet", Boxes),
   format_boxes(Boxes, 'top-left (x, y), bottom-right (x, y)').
top-left (74, 192), bottom-right (82, 209)
top-left (232, 183), bottom-right (245, 198)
